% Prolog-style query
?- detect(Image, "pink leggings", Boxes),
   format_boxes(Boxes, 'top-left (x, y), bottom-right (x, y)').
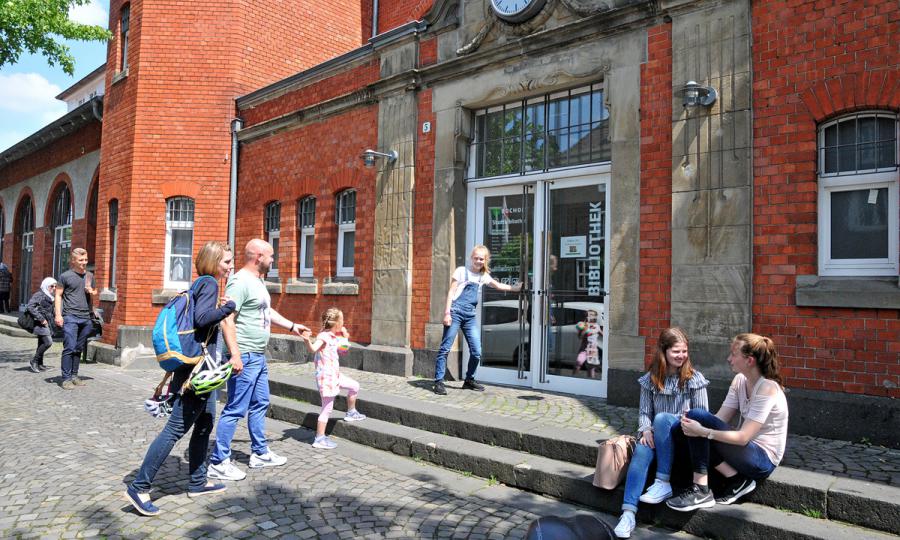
top-left (318, 376), bottom-right (360, 423)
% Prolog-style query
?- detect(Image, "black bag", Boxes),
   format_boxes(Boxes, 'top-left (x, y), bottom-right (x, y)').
top-left (17, 310), bottom-right (36, 333)
top-left (89, 312), bottom-right (103, 338)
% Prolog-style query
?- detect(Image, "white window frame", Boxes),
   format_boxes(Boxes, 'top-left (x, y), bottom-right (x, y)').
top-left (298, 196), bottom-right (315, 278)
top-left (817, 112), bottom-right (899, 277)
top-left (164, 197), bottom-right (194, 289)
top-left (265, 201), bottom-right (281, 279)
top-left (51, 186), bottom-right (72, 280)
top-left (120, 5), bottom-right (130, 72)
top-left (335, 190), bottom-right (356, 277)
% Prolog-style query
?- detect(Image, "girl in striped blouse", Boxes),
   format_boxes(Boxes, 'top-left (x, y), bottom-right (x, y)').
top-left (614, 327), bottom-right (710, 538)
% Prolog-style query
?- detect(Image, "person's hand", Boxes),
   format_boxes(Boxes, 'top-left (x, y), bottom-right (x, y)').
top-left (55, 315), bottom-right (64, 327)
top-left (514, 282), bottom-right (524, 292)
top-left (340, 326), bottom-right (349, 338)
top-left (301, 329), bottom-right (311, 340)
top-left (443, 314), bottom-right (452, 326)
top-left (640, 430), bottom-right (655, 449)
top-left (228, 356), bottom-right (243, 375)
top-left (219, 295), bottom-right (233, 306)
top-left (290, 323), bottom-right (309, 336)
top-left (42, 320), bottom-right (49, 327)
top-left (680, 416), bottom-right (705, 438)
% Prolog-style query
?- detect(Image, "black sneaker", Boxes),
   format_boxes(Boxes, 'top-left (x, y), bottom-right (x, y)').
top-left (432, 381), bottom-right (448, 395)
top-left (665, 484), bottom-right (715, 512)
top-left (715, 475), bottom-right (756, 505)
top-left (462, 379), bottom-right (485, 391)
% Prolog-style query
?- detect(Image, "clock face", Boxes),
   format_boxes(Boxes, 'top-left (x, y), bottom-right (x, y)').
top-left (490, 0), bottom-right (547, 23)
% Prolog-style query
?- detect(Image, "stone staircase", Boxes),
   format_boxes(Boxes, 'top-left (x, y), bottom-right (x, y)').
top-left (225, 367), bottom-right (900, 540)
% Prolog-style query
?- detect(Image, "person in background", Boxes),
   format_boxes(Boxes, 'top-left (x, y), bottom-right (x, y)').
top-left (54, 248), bottom-right (97, 389)
top-left (26, 277), bottom-right (57, 373)
top-left (0, 262), bottom-right (12, 313)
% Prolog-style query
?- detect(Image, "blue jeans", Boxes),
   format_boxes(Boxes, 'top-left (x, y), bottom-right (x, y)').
top-left (621, 413), bottom-right (679, 512)
top-left (61, 315), bottom-right (93, 381)
top-left (681, 408), bottom-right (776, 480)
top-left (434, 310), bottom-right (481, 381)
top-left (131, 390), bottom-right (217, 493)
top-left (210, 352), bottom-right (270, 463)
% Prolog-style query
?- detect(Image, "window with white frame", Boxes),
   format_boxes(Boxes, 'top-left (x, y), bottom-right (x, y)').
top-left (335, 190), bottom-right (356, 277)
top-left (265, 202), bottom-right (281, 279)
top-left (109, 200), bottom-right (119, 289)
top-left (120, 4), bottom-right (130, 72)
top-left (51, 185), bottom-right (73, 279)
top-left (297, 196), bottom-right (315, 278)
top-left (817, 112), bottom-right (899, 276)
top-left (165, 197), bottom-right (194, 288)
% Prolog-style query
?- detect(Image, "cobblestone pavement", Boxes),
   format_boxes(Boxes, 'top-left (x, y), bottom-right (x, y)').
top-left (0, 335), bottom-right (689, 540)
top-left (270, 362), bottom-right (900, 487)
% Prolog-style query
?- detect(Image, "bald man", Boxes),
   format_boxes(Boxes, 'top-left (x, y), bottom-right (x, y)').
top-left (208, 239), bottom-right (311, 481)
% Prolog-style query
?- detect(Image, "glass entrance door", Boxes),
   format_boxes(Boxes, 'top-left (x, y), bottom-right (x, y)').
top-left (472, 173), bottom-right (609, 397)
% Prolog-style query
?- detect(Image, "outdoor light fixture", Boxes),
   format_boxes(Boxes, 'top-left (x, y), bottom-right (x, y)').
top-left (360, 149), bottom-right (398, 168)
top-left (680, 80), bottom-right (717, 108)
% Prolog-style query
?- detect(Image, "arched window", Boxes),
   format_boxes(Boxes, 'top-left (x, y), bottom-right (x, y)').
top-left (17, 197), bottom-right (34, 307)
top-left (51, 185), bottom-right (73, 279)
top-left (297, 196), bottom-right (315, 277)
top-left (817, 112), bottom-right (898, 276)
top-left (335, 190), bottom-right (356, 277)
top-left (265, 202), bottom-right (281, 279)
top-left (165, 197), bottom-right (194, 288)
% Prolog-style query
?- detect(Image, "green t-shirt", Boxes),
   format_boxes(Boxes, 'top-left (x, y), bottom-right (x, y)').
top-left (226, 269), bottom-right (271, 353)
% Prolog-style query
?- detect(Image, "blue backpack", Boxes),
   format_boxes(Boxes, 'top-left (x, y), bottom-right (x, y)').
top-left (152, 275), bottom-right (216, 371)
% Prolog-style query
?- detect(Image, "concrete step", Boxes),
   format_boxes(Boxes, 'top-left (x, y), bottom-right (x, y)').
top-left (0, 313), bottom-right (34, 338)
top-left (257, 393), bottom-right (895, 540)
top-left (264, 371), bottom-right (900, 536)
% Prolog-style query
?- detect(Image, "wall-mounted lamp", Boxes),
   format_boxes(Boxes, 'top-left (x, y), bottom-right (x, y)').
top-left (360, 149), bottom-right (398, 168)
top-left (680, 80), bottom-right (717, 108)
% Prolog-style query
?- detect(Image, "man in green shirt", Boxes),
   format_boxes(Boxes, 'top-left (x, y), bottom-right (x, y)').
top-left (208, 239), bottom-right (310, 481)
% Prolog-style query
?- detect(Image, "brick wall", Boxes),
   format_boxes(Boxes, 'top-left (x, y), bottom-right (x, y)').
top-left (638, 23), bottom-right (673, 364)
top-left (410, 88), bottom-right (435, 349)
top-left (376, 0), bottom-right (433, 35)
top-left (94, 0), bottom-right (368, 342)
top-left (0, 122), bottom-right (101, 189)
top-left (237, 105), bottom-right (379, 342)
top-left (752, 0), bottom-right (900, 397)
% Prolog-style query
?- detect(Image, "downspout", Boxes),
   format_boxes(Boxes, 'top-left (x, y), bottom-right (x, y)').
top-left (228, 118), bottom-right (243, 249)
top-left (372, 0), bottom-right (378, 38)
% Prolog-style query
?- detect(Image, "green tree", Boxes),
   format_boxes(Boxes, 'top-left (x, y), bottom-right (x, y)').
top-left (0, 0), bottom-right (111, 75)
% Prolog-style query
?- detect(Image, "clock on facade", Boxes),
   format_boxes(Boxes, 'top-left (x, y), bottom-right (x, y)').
top-left (490, 0), bottom-right (548, 23)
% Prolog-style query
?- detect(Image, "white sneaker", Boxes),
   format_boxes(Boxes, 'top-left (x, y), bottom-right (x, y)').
top-left (312, 435), bottom-right (337, 449)
top-left (614, 512), bottom-right (635, 538)
top-left (249, 450), bottom-right (287, 468)
top-left (639, 479), bottom-right (673, 504)
top-left (207, 459), bottom-right (246, 481)
top-left (344, 409), bottom-right (367, 422)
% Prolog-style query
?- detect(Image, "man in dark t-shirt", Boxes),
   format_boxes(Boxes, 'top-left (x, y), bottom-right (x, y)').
top-left (54, 248), bottom-right (97, 389)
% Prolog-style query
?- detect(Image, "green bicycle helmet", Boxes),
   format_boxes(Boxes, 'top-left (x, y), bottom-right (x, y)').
top-left (190, 362), bottom-right (233, 395)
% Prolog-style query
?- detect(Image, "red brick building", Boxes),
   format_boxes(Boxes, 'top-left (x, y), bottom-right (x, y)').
top-left (0, 0), bottom-right (896, 445)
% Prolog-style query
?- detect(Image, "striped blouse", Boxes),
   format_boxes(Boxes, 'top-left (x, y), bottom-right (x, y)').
top-left (636, 371), bottom-right (710, 433)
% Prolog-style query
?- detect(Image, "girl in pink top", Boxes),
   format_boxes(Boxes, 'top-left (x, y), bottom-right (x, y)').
top-left (302, 308), bottom-right (366, 449)
top-left (666, 333), bottom-right (789, 512)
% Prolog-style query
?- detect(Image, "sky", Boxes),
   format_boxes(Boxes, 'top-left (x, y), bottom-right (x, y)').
top-left (0, 0), bottom-right (110, 153)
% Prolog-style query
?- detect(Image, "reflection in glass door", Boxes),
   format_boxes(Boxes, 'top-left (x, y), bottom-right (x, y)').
top-left (536, 180), bottom-right (608, 396)
top-left (471, 174), bottom-right (609, 397)
top-left (476, 186), bottom-right (533, 387)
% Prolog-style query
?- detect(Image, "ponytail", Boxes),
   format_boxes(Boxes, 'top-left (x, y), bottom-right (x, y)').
top-left (735, 333), bottom-right (783, 387)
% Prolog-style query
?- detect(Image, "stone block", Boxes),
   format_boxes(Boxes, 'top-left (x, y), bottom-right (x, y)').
top-left (709, 110), bottom-right (751, 153)
top-left (672, 264), bottom-right (751, 304)
top-left (379, 41), bottom-right (417, 78)
top-left (362, 344), bottom-right (414, 377)
top-left (672, 151), bottom-right (711, 192)
top-left (267, 334), bottom-right (310, 363)
top-left (371, 319), bottom-right (409, 347)
top-left (710, 146), bottom-right (751, 188)
top-left (671, 225), bottom-right (751, 265)
top-left (606, 333), bottom-right (645, 371)
top-left (672, 190), bottom-right (708, 229)
top-left (117, 325), bottom-right (153, 348)
top-left (371, 293), bottom-right (411, 322)
top-left (670, 303), bottom-right (749, 346)
top-left (709, 186), bottom-right (751, 226)
top-left (322, 281), bottom-right (359, 295)
top-left (284, 279), bottom-right (317, 295)
top-left (373, 269), bottom-right (410, 297)
top-left (829, 477), bottom-right (900, 535)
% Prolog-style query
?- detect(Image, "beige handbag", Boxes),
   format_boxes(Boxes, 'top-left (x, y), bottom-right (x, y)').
top-left (592, 434), bottom-right (637, 489)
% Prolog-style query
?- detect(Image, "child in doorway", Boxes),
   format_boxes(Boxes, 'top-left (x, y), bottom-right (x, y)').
top-left (432, 244), bottom-right (523, 395)
top-left (575, 309), bottom-right (602, 378)
top-left (301, 308), bottom-right (366, 449)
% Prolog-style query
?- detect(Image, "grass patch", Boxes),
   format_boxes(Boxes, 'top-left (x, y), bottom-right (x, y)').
top-left (486, 474), bottom-right (499, 487)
